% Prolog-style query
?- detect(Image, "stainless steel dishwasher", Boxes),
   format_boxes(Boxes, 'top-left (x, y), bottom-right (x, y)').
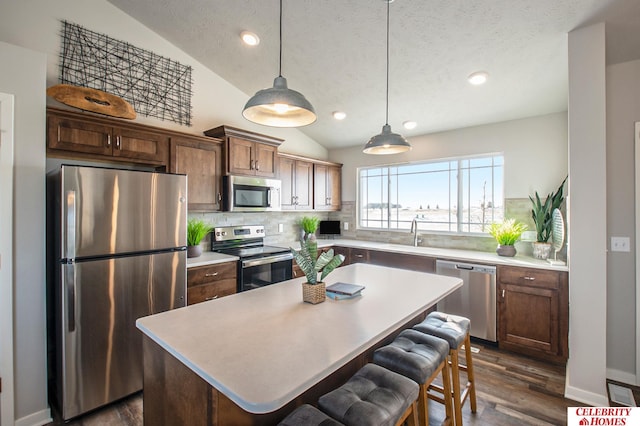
top-left (435, 260), bottom-right (497, 342)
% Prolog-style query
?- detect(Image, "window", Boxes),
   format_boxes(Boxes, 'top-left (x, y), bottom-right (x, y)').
top-left (358, 154), bottom-right (504, 233)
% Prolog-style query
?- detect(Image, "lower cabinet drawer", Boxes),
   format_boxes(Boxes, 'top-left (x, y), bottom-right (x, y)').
top-left (188, 262), bottom-right (237, 287)
top-left (187, 279), bottom-right (237, 305)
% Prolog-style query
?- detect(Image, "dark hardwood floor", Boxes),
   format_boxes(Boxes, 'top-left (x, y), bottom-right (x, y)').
top-left (48, 342), bottom-right (588, 426)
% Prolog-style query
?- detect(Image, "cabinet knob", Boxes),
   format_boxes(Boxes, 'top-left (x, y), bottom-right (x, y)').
top-left (205, 272), bottom-right (219, 277)
top-left (355, 254), bottom-right (364, 258)
top-left (255, 161), bottom-right (260, 171)
top-left (250, 160), bottom-right (255, 170)
top-left (502, 289), bottom-right (505, 298)
top-left (106, 134), bottom-right (111, 147)
top-left (205, 295), bottom-right (219, 301)
top-left (115, 135), bottom-right (121, 149)
top-left (523, 276), bottom-right (535, 281)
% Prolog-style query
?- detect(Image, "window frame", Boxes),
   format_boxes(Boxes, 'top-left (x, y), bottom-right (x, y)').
top-left (356, 153), bottom-right (505, 236)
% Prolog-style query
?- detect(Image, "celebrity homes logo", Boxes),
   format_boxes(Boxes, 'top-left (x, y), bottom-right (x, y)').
top-left (568, 407), bottom-right (640, 425)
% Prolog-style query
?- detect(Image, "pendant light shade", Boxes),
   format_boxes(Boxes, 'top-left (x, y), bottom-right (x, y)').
top-left (242, 0), bottom-right (316, 127)
top-left (363, 0), bottom-right (411, 154)
top-left (363, 124), bottom-right (411, 154)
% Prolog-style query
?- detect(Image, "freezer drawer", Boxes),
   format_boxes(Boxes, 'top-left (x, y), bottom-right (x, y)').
top-left (55, 250), bottom-right (186, 420)
top-left (436, 260), bottom-right (497, 342)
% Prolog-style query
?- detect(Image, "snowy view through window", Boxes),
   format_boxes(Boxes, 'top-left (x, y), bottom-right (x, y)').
top-left (359, 155), bottom-right (504, 233)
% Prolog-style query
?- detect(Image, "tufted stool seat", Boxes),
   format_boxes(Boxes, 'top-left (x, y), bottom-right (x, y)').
top-left (318, 363), bottom-right (420, 426)
top-left (373, 329), bottom-right (453, 425)
top-left (278, 404), bottom-right (344, 426)
top-left (413, 312), bottom-right (477, 426)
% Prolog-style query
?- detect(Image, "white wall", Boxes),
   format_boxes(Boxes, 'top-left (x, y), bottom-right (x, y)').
top-left (606, 59), bottom-right (640, 383)
top-left (329, 112), bottom-right (568, 202)
top-left (0, 0), bottom-right (327, 160)
top-left (0, 42), bottom-right (50, 425)
top-left (565, 23), bottom-right (609, 406)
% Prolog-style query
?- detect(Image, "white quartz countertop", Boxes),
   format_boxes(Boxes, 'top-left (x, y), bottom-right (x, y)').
top-left (186, 251), bottom-right (238, 268)
top-left (136, 263), bottom-right (462, 414)
top-left (283, 238), bottom-right (569, 272)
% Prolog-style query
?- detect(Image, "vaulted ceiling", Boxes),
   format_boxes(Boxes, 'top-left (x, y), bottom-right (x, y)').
top-left (107, 0), bottom-right (640, 149)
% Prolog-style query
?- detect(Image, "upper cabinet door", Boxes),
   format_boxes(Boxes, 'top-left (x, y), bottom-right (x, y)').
top-left (254, 143), bottom-right (277, 178)
top-left (48, 114), bottom-right (113, 156)
top-left (113, 128), bottom-right (168, 165)
top-left (294, 160), bottom-right (313, 209)
top-left (314, 164), bottom-right (341, 211)
top-left (170, 136), bottom-right (223, 212)
top-left (227, 137), bottom-right (254, 175)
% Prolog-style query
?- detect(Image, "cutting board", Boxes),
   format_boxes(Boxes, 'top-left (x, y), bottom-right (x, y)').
top-left (47, 84), bottom-right (136, 119)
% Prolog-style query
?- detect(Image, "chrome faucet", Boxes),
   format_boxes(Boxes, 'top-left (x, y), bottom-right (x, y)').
top-left (410, 217), bottom-right (422, 247)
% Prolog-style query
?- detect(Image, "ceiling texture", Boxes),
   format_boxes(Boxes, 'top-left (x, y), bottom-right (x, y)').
top-left (107, 0), bottom-right (640, 150)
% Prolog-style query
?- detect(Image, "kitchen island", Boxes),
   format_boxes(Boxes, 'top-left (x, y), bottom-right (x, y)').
top-left (136, 263), bottom-right (463, 425)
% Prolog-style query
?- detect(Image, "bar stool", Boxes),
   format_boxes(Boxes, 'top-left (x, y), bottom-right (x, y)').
top-left (373, 329), bottom-right (453, 426)
top-left (278, 404), bottom-right (344, 425)
top-left (413, 312), bottom-right (477, 426)
top-left (318, 363), bottom-right (420, 426)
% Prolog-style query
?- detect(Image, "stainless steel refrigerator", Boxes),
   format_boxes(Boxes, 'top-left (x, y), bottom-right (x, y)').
top-left (46, 165), bottom-right (187, 420)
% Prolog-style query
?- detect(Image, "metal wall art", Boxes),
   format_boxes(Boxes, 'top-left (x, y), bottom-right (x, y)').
top-left (59, 20), bottom-right (193, 126)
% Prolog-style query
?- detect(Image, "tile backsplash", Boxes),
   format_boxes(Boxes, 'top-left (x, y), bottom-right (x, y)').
top-left (189, 198), bottom-right (566, 261)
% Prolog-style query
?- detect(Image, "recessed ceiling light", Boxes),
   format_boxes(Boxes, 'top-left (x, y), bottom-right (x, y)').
top-left (240, 31), bottom-right (260, 46)
top-left (403, 121), bottom-right (417, 130)
top-left (332, 111), bottom-right (347, 120)
top-left (468, 71), bottom-right (489, 85)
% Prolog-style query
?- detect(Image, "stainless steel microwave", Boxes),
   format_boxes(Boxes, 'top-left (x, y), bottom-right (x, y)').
top-left (223, 175), bottom-right (281, 212)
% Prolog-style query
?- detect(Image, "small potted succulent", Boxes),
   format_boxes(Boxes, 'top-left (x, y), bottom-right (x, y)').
top-left (530, 177), bottom-right (567, 259)
top-left (290, 238), bottom-right (344, 304)
top-left (488, 218), bottom-right (528, 257)
top-left (187, 218), bottom-right (213, 258)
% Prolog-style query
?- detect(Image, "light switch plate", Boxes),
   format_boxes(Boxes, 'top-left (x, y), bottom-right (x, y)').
top-left (611, 236), bottom-right (630, 252)
top-left (344, 222), bottom-right (349, 231)
top-left (278, 223), bottom-right (284, 233)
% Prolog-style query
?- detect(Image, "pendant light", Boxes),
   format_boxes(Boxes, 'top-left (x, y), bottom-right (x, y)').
top-left (242, 0), bottom-right (316, 127)
top-left (363, 0), bottom-right (411, 154)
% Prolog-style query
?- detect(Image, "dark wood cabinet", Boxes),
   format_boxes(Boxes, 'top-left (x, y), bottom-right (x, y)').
top-left (368, 250), bottom-right (436, 273)
top-left (187, 262), bottom-right (237, 305)
top-left (279, 155), bottom-right (313, 210)
top-left (204, 125), bottom-right (282, 178)
top-left (314, 163), bottom-right (342, 211)
top-left (497, 266), bottom-right (568, 363)
top-left (169, 135), bottom-right (223, 212)
top-left (47, 108), bottom-right (168, 166)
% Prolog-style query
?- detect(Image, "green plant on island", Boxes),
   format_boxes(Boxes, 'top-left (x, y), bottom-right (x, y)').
top-left (290, 238), bottom-right (344, 284)
top-left (530, 177), bottom-right (567, 243)
top-left (187, 218), bottom-right (213, 247)
top-left (488, 219), bottom-right (528, 246)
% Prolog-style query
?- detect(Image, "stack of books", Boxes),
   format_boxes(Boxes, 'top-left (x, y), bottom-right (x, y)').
top-left (326, 282), bottom-right (365, 300)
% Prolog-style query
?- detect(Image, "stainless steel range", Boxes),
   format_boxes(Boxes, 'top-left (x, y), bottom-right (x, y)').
top-left (211, 225), bottom-right (293, 292)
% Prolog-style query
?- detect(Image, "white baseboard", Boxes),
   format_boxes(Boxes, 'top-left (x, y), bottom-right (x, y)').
top-left (607, 368), bottom-right (638, 386)
top-left (15, 408), bottom-right (52, 426)
top-left (565, 385), bottom-right (610, 407)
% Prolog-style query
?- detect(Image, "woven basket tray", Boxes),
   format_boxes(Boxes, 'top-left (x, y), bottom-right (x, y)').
top-left (302, 282), bottom-right (326, 304)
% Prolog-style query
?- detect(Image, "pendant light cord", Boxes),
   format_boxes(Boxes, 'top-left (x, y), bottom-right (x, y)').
top-left (279, 0), bottom-right (283, 77)
top-left (385, 0), bottom-right (390, 125)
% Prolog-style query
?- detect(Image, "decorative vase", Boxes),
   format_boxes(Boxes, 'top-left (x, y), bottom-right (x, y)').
top-left (496, 244), bottom-right (516, 257)
top-left (302, 281), bottom-right (326, 304)
top-left (532, 242), bottom-right (552, 260)
top-left (187, 245), bottom-right (202, 258)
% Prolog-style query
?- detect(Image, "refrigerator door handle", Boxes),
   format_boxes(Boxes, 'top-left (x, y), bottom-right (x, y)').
top-left (65, 190), bottom-right (76, 259)
top-left (66, 262), bottom-right (76, 332)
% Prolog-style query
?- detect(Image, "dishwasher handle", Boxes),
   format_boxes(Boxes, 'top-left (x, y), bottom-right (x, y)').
top-left (436, 259), bottom-right (496, 275)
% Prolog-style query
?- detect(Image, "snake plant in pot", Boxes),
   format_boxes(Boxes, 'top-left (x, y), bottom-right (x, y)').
top-left (530, 177), bottom-right (567, 259)
top-left (290, 238), bottom-right (344, 304)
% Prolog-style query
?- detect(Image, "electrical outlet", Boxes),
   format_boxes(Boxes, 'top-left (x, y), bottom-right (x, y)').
top-left (278, 223), bottom-right (284, 233)
top-left (344, 222), bottom-right (349, 231)
top-left (611, 236), bottom-right (630, 252)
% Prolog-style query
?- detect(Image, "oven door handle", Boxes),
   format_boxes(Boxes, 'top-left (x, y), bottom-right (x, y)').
top-left (242, 253), bottom-right (293, 268)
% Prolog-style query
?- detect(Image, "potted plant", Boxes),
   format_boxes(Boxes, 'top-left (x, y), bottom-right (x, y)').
top-left (187, 218), bottom-right (213, 258)
top-left (488, 218), bottom-right (528, 257)
top-left (530, 177), bottom-right (567, 259)
top-left (299, 216), bottom-right (320, 242)
top-left (290, 238), bottom-right (345, 304)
